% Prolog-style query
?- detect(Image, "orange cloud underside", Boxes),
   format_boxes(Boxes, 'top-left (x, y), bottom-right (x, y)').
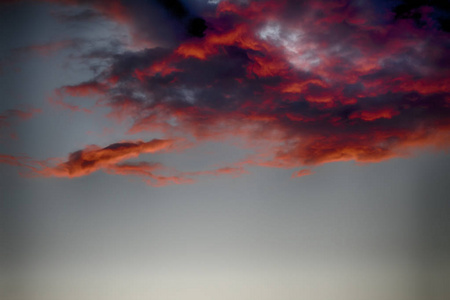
top-left (41, 139), bottom-right (173, 178)
top-left (3, 0), bottom-right (450, 185)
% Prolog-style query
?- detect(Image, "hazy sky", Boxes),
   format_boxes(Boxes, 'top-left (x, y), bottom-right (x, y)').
top-left (1, 1), bottom-right (450, 300)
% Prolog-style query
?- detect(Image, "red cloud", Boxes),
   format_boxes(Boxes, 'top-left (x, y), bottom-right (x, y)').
top-left (0, 154), bottom-right (29, 167)
top-left (62, 82), bottom-right (106, 97)
top-left (40, 139), bottom-right (173, 178)
top-left (104, 162), bottom-right (196, 187)
top-left (349, 108), bottom-right (400, 121)
top-left (185, 166), bottom-right (249, 178)
top-left (3, 0), bottom-right (450, 185)
top-left (105, 162), bottom-right (194, 187)
top-left (47, 82), bottom-right (106, 113)
top-left (291, 169), bottom-right (313, 178)
top-left (1, 141), bottom-right (249, 186)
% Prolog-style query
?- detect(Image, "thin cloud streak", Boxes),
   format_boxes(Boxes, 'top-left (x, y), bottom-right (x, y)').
top-left (39, 139), bottom-right (173, 178)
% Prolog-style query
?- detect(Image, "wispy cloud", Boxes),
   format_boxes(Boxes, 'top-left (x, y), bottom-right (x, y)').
top-left (14, 40), bottom-right (79, 56)
top-left (39, 139), bottom-right (174, 177)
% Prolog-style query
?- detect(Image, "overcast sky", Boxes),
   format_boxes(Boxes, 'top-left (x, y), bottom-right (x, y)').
top-left (1, 1), bottom-right (450, 300)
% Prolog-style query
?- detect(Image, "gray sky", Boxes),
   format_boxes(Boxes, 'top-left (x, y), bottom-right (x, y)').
top-left (1, 1), bottom-right (450, 300)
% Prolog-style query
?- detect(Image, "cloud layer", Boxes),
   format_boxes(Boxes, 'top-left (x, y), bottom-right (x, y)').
top-left (2, 0), bottom-right (450, 184)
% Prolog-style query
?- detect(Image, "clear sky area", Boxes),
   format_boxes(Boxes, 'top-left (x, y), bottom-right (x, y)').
top-left (1, 1), bottom-right (450, 299)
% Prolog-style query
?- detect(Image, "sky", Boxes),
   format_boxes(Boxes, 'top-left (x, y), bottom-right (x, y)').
top-left (0, 0), bottom-right (449, 299)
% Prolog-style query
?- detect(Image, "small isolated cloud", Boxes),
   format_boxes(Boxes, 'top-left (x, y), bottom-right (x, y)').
top-left (291, 169), bottom-right (313, 178)
top-left (39, 139), bottom-right (173, 178)
top-left (24, 138), bottom-right (249, 186)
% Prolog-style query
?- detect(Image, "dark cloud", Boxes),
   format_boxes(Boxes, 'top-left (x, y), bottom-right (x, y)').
top-left (155, 0), bottom-right (189, 19)
top-left (392, 0), bottom-right (450, 32)
top-left (2, 0), bottom-right (450, 182)
top-left (187, 17), bottom-right (208, 37)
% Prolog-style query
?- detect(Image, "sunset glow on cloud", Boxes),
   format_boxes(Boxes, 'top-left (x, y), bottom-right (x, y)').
top-left (2, 2), bottom-right (450, 300)
top-left (1, 0), bottom-right (450, 184)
